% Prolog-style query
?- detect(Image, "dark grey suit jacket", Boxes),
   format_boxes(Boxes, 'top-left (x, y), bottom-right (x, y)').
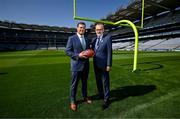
top-left (66, 34), bottom-right (90, 71)
top-left (92, 34), bottom-right (112, 69)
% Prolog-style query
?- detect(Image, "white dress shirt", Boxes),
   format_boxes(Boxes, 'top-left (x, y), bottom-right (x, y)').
top-left (77, 33), bottom-right (86, 50)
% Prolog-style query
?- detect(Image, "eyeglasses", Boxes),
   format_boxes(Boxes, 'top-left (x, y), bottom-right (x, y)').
top-left (95, 29), bottom-right (103, 31)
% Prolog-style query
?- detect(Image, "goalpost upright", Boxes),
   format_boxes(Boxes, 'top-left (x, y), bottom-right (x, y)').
top-left (73, 0), bottom-right (145, 72)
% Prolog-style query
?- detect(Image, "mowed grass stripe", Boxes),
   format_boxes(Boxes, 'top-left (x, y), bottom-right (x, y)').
top-left (122, 90), bottom-right (180, 118)
top-left (0, 50), bottom-right (180, 118)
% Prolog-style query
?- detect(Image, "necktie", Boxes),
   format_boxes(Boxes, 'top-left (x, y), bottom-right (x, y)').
top-left (96, 37), bottom-right (100, 49)
top-left (81, 37), bottom-right (86, 50)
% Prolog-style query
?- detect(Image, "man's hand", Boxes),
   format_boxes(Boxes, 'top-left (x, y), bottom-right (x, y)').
top-left (79, 51), bottom-right (88, 59)
top-left (106, 66), bottom-right (111, 72)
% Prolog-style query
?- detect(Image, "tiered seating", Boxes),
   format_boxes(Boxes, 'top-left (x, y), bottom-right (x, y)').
top-left (110, 8), bottom-right (180, 51)
top-left (112, 41), bottom-right (132, 50)
top-left (16, 44), bottom-right (26, 50)
top-left (149, 38), bottom-right (180, 51)
top-left (37, 44), bottom-right (48, 50)
top-left (4, 44), bottom-right (16, 50)
top-left (25, 44), bottom-right (37, 50)
top-left (139, 39), bottom-right (166, 50)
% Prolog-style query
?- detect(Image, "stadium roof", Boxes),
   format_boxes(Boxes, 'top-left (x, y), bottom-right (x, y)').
top-left (106, 0), bottom-right (180, 23)
top-left (0, 0), bottom-right (179, 32)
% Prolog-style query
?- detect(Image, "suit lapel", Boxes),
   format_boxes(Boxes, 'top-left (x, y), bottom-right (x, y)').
top-left (84, 38), bottom-right (89, 50)
top-left (92, 38), bottom-right (96, 50)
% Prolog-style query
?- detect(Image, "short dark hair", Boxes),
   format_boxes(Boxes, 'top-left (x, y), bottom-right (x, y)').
top-left (77, 22), bottom-right (86, 27)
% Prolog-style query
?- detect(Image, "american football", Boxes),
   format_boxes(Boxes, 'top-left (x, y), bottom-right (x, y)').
top-left (82, 49), bottom-right (95, 58)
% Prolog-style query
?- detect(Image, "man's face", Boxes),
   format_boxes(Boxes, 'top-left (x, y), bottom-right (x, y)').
top-left (77, 24), bottom-right (86, 35)
top-left (95, 24), bottom-right (104, 37)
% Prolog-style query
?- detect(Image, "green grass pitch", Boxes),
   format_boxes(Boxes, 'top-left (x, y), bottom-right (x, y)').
top-left (0, 50), bottom-right (180, 118)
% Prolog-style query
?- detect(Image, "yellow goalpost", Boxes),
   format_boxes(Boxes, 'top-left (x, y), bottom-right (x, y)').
top-left (73, 0), bottom-right (145, 72)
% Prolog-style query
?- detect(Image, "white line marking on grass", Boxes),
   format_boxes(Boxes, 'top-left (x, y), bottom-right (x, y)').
top-left (121, 90), bottom-right (180, 118)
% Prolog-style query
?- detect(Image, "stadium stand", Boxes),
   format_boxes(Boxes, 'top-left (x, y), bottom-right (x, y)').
top-left (112, 41), bottom-right (132, 50)
top-left (109, 0), bottom-right (180, 51)
top-left (0, 22), bottom-right (75, 51)
top-left (0, 0), bottom-right (179, 51)
top-left (138, 39), bottom-right (166, 51)
top-left (149, 38), bottom-right (180, 51)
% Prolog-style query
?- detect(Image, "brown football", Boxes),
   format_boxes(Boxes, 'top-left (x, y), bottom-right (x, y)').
top-left (82, 49), bottom-right (95, 58)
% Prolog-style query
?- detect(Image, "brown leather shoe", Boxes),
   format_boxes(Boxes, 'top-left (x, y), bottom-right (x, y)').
top-left (84, 97), bottom-right (92, 104)
top-left (70, 103), bottom-right (77, 111)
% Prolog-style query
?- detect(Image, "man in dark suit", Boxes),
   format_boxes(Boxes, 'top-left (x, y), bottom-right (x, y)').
top-left (92, 23), bottom-right (112, 109)
top-left (66, 22), bottom-right (92, 111)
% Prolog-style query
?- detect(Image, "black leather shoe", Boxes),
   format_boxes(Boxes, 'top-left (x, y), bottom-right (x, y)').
top-left (102, 100), bottom-right (109, 110)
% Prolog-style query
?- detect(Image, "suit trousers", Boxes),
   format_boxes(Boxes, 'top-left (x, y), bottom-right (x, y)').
top-left (94, 64), bottom-right (110, 101)
top-left (70, 68), bottom-right (89, 103)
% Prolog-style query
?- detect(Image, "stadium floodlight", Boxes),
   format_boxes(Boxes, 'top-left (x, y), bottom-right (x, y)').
top-left (73, 0), bottom-right (145, 72)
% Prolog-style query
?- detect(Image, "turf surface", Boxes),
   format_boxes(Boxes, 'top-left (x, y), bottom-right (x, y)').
top-left (0, 50), bottom-right (180, 118)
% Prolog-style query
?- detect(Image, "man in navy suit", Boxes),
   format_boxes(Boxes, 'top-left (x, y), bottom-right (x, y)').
top-left (92, 23), bottom-right (112, 109)
top-left (66, 22), bottom-right (92, 111)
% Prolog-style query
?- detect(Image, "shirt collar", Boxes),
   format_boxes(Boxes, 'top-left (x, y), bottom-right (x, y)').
top-left (77, 33), bottom-right (84, 39)
top-left (97, 34), bottom-right (103, 39)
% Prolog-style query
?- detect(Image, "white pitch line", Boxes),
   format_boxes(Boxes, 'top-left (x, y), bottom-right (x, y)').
top-left (121, 90), bottom-right (180, 118)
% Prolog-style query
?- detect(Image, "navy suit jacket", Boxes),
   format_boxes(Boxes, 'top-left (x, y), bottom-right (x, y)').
top-left (66, 34), bottom-right (90, 71)
top-left (92, 34), bottom-right (112, 69)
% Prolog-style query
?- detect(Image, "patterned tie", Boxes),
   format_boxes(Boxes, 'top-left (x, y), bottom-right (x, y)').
top-left (96, 37), bottom-right (100, 49)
